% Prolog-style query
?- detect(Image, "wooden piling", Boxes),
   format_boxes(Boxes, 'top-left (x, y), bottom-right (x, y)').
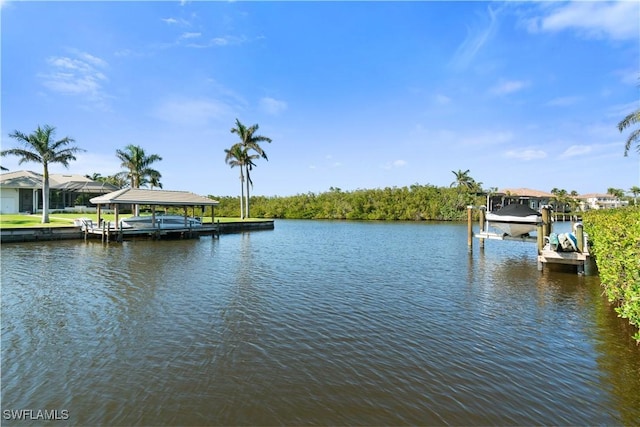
top-left (575, 223), bottom-right (584, 253)
top-left (541, 206), bottom-right (551, 239)
top-left (536, 223), bottom-right (544, 254)
top-left (467, 206), bottom-right (473, 250)
top-left (478, 207), bottom-right (486, 249)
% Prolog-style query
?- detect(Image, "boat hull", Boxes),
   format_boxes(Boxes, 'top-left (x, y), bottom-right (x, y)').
top-left (486, 213), bottom-right (539, 237)
top-left (120, 215), bottom-right (202, 229)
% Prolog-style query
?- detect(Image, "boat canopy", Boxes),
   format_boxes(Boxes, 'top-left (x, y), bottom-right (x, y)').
top-left (492, 203), bottom-right (541, 217)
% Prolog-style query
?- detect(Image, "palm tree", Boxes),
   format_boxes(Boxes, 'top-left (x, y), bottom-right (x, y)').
top-left (551, 188), bottom-right (569, 212)
top-left (1, 125), bottom-right (84, 223)
top-left (607, 187), bottom-right (625, 198)
top-left (450, 169), bottom-right (482, 193)
top-left (618, 108), bottom-right (640, 156)
top-left (85, 172), bottom-right (104, 181)
top-left (230, 119), bottom-right (272, 218)
top-left (141, 170), bottom-right (163, 189)
top-left (629, 186), bottom-right (640, 205)
top-left (224, 144), bottom-right (259, 219)
top-left (115, 145), bottom-right (163, 189)
top-left (115, 144), bottom-right (162, 215)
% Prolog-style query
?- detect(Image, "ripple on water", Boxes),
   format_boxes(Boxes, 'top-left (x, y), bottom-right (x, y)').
top-left (1, 222), bottom-right (639, 426)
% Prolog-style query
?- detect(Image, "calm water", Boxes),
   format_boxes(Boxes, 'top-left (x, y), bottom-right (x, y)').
top-left (1, 220), bottom-right (639, 426)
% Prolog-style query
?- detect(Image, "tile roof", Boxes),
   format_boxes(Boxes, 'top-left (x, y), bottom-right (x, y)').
top-left (497, 188), bottom-right (554, 198)
top-left (90, 188), bottom-right (219, 206)
top-left (0, 170), bottom-right (117, 192)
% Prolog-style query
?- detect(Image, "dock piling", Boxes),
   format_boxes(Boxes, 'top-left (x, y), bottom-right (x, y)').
top-left (478, 207), bottom-right (486, 249)
top-left (467, 206), bottom-right (473, 251)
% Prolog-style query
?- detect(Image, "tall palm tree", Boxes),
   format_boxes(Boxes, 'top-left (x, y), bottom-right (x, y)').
top-left (230, 119), bottom-right (272, 218)
top-left (1, 125), bottom-right (84, 223)
top-left (224, 144), bottom-right (258, 219)
top-left (115, 145), bottom-right (163, 189)
top-left (618, 108), bottom-right (640, 156)
top-left (115, 144), bottom-right (162, 215)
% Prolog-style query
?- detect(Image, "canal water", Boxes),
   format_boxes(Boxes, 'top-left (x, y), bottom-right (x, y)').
top-left (1, 220), bottom-right (639, 426)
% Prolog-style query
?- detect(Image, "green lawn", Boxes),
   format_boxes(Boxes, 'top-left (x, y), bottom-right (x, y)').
top-left (0, 213), bottom-right (271, 228)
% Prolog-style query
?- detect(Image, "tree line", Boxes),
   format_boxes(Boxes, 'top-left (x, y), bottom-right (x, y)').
top-left (2, 100), bottom-right (639, 223)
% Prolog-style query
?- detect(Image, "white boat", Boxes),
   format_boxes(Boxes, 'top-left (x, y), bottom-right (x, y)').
top-left (120, 215), bottom-right (202, 229)
top-left (486, 204), bottom-right (541, 237)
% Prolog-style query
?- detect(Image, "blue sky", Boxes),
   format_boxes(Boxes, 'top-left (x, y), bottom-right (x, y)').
top-left (2, 1), bottom-right (639, 197)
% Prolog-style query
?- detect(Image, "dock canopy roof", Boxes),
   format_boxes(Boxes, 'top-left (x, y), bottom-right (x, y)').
top-left (90, 188), bottom-right (219, 206)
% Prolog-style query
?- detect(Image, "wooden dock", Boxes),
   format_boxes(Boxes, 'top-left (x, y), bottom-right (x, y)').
top-left (82, 220), bottom-right (275, 243)
top-left (537, 247), bottom-right (590, 274)
top-left (468, 205), bottom-right (591, 275)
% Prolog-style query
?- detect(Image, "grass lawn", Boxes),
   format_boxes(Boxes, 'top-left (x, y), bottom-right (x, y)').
top-left (0, 213), bottom-right (272, 228)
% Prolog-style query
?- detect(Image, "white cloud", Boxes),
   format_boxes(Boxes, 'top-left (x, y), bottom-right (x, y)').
top-left (48, 152), bottom-right (122, 176)
top-left (527, 2), bottom-right (639, 41)
top-left (489, 79), bottom-right (530, 96)
top-left (460, 131), bottom-right (514, 146)
top-left (504, 148), bottom-right (547, 161)
top-left (450, 4), bottom-right (505, 71)
top-left (383, 159), bottom-right (408, 170)
top-left (151, 98), bottom-right (233, 126)
top-left (434, 94), bottom-right (452, 105)
top-left (546, 96), bottom-right (581, 107)
top-left (260, 97), bottom-right (287, 115)
top-left (39, 51), bottom-right (111, 110)
top-left (180, 32), bottom-right (201, 40)
top-left (162, 17), bottom-right (190, 26)
top-left (560, 145), bottom-right (592, 159)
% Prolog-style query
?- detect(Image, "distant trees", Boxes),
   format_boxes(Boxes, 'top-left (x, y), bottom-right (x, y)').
top-left (209, 184), bottom-right (487, 221)
top-left (629, 186), bottom-right (640, 205)
top-left (226, 119), bottom-right (272, 219)
top-left (85, 172), bottom-right (127, 189)
top-left (551, 188), bottom-right (580, 213)
top-left (1, 125), bottom-right (84, 223)
top-left (607, 187), bottom-right (625, 199)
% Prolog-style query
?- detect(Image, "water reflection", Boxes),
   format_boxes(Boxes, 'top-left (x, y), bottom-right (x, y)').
top-left (1, 221), bottom-right (639, 426)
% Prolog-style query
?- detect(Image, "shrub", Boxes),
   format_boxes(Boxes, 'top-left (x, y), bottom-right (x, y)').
top-left (583, 207), bottom-right (640, 342)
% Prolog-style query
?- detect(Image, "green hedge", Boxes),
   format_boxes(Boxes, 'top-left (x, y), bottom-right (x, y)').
top-left (209, 185), bottom-right (485, 221)
top-left (583, 207), bottom-right (640, 342)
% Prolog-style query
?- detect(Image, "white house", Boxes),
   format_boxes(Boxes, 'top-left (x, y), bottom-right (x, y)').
top-left (0, 170), bottom-right (118, 214)
top-left (578, 193), bottom-right (628, 211)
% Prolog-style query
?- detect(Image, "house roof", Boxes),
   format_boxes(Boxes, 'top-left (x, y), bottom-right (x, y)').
top-left (90, 188), bottom-right (219, 206)
top-left (0, 170), bottom-right (118, 193)
top-left (497, 188), bottom-right (554, 198)
top-left (0, 170), bottom-right (43, 188)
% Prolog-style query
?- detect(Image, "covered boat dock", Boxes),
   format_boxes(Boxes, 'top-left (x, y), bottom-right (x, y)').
top-left (87, 188), bottom-right (220, 241)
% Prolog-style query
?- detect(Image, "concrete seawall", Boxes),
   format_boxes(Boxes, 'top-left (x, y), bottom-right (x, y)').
top-left (0, 220), bottom-right (275, 243)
